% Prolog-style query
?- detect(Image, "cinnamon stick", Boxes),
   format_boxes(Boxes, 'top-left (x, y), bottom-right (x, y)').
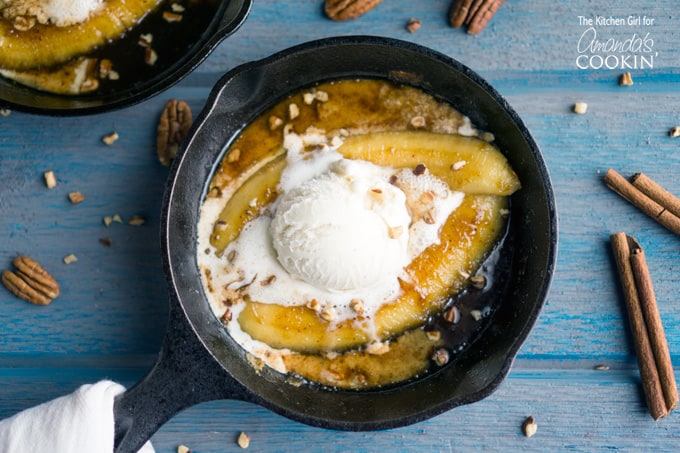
top-left (610, 232), bottom-right (676, 419)
top-left (631, 172), bottom-right (680, 219)
top-left (604, 169), bottom-right (680, 236)
top-left (629, 245), bottom-right (679, 412)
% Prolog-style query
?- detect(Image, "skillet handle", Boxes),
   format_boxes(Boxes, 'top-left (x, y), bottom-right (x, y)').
top-left (113, 300), bottom-right (248, 453)
top-left (217, 0), bottom-right (252, 35)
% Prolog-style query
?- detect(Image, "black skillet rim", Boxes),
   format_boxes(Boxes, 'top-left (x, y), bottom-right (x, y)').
top-left (161, 35), bottom-right (558, 430)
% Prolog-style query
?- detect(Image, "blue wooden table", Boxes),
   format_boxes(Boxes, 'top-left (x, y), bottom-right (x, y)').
top-left (3, 1), bottom-right (680, 451)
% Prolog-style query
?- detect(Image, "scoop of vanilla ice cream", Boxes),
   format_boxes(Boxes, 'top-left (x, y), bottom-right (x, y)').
top-left (270, 159), bottom-right (411, 291)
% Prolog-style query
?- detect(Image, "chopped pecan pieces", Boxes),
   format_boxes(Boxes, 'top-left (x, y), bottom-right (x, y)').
top-left (44, 171), bottom-right (57, 189)
top-left (128, 215), bottom-right (146, 226)
top-left (522, 416), bottom-right (538, 437)
top-left (63, 254), bottom-right (78, 264)
top-left (68, 192), bottom-right (85, 204)
top-left (406, 18), bottom-right (422, 33)
top-left (237, 432), bottom-right (250, 449)
top-left (102, 131), bottom-right (119, 145)
top-left (157, 99), bottom-right (193, 166)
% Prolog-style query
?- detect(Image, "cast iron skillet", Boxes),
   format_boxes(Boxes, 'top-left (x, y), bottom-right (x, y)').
top-left (0, 0), bottom-right (251, 116)
top-left (113, 36), bottom-right (558, 452)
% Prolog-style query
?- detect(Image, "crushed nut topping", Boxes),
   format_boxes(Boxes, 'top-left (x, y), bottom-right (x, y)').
top-left (128, 215), bottom-right (146, 226)
top-left (444, 306), bottom-right (460, 324)
top-left (171, 3), bottom-right (185, 12)
top-left (98, 59), bottom-right (113, 78)
top-left (426, 330), bottom-right (441, 341)
top-left (237, 432), bottom-right (251, 449)
top-left (145, 47), bottom-right (158, 66)
top-left (669, 126), bottom-right (680, 138)
top-left (138, 33), bottom-right (153, 47)
top-left (102, 131), bottom-right (119, 145)
top-left (227, 148), bottom-right (241, 163)
top-left (619, 72), bottom-right (634, 86)
top-left (63, 254), bottom-right (78, 264)
top-left (44, 171), bottom-right (57, 189)
top-left (480, 131), bottom-right (495, 142)
top-left (288, 103), bottom-right (300, 120)
top-left (573, 102), bottom-right (588, 115)
top-left (269, 115), bottom-right (283, 130)
top-left (260, 275), bottom-right (276, 286)
top-left (303, 92), bottom-right (315, 105)
top-left (319, 303), bottom-right (337, 322)
top-left (451, 160), bottom-right (467, 171)
top-left (314, 90), bottom-right (329, 102)
top-left (306, 298), bottom-right (321, 312)
top-left (68, 192), bottom-right (85, 204)
top-left (432, 348), bottom-right (449, 366)
top-left (162, 11), bottom-right (183, 22)
top-left (80, 78), bottom-right (100, 93)
top-left (410, 115), bottom-right (426, 128)
top-left (470, 309), bottom-right (483, 321)
top-left (388, 225), bottom-right (403, 239)
top-left (406, 18), bottom-right (422, 33)
top-left (177, 445), bottom-right (191, 453)
top-left (103, 214), bottom-right (124, 227)
top-left (419, 191), bottom-right (435, 204)
top-left (469, 274), bottom-right (486, 289)
top-left (320, 368), bottom-right (344, 383)
top-left (221, 307), bottom-right (233, 323)
top-left (366, 341), bottom-right (390, 355)
top-left (522, 416), bottom-right (538, 437)
top-left (0, 108), bottom-right (11, 117)
top-left (349, 298), bottom-right (365, 315)
top-left (12, 16), bottom-right (35, 31)
top-left (594, 364), bottom-right (610, 371)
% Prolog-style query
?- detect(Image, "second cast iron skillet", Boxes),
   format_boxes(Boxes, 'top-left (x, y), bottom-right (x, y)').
top-left (113, 36), bottom-right (558, 452)
top-left (0, 0), bottom-right (251, 115)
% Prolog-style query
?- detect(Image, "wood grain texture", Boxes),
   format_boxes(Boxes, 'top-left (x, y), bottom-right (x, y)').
top-left (2, 0), bottom-right (680, 451)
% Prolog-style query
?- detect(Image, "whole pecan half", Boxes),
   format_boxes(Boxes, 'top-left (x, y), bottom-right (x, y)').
top-left (157, 99), bottom-right (193, 166)
top-left (2, 256), bottom-right (60, 305)
top-left (324, 0), bottom-right (382, 21)
top-left (449, 0), bottom-right (504, 34)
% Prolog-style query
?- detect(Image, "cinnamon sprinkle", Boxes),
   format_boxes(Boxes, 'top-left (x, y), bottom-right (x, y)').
top-left (610, 233), bottom-right (678, 419)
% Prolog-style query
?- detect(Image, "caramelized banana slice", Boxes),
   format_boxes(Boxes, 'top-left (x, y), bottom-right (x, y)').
top-left (237, 195), bottom-right (508, 353)
top-left (0, 57), bottom-right (99, 95)
top-left (211, 131), bottom-right (519, 253)
top-left (283, 329), bottom-right (444, 389)
top-left (338, 131), bottom-right (521, 195)
top-left (210, 152), bottom-right (286, 253)
top-left (0, 0), bottom-right (162, 71)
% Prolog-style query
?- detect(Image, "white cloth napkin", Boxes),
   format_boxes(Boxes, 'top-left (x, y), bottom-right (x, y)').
top-left (0, 380), bottom-right (154, 453)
